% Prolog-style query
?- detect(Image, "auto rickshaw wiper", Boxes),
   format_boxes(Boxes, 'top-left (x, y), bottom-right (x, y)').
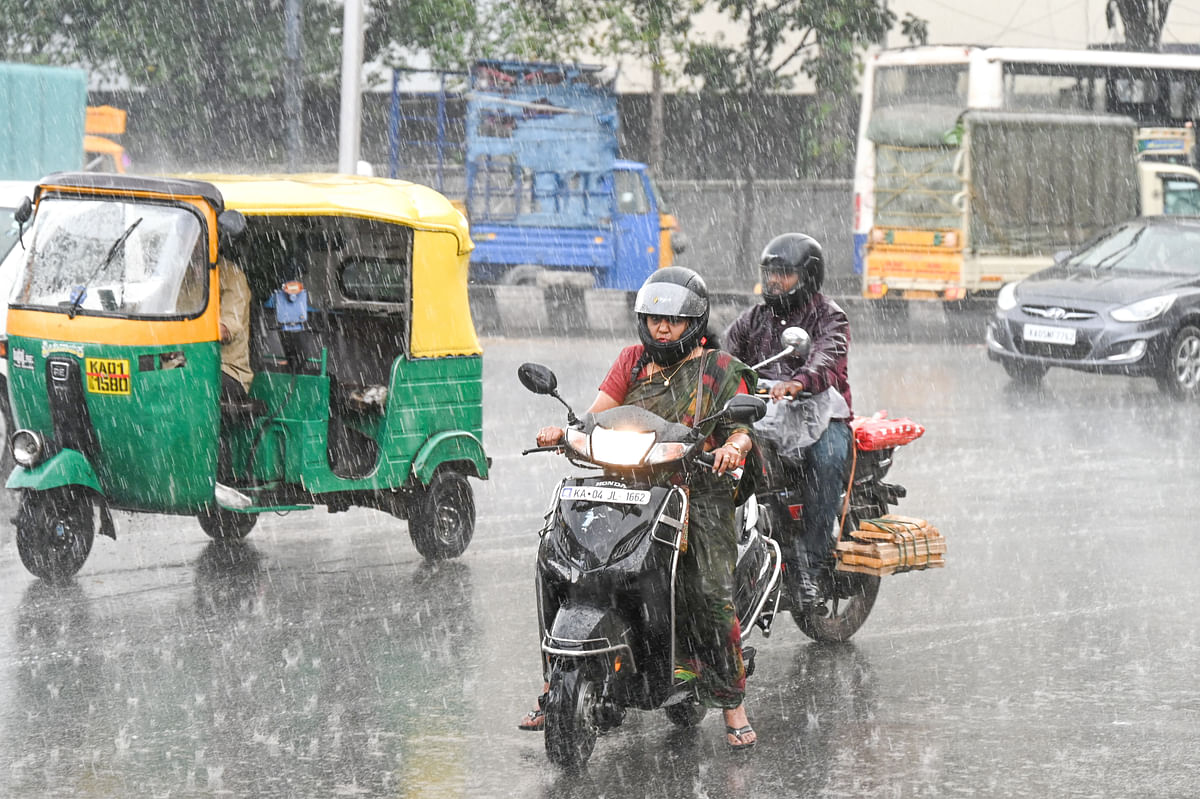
top-left (68, 217), bottom-right (143, 318)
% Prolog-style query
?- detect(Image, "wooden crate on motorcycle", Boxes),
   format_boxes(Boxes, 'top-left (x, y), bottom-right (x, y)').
top-left (835, 514), bottom-right (945, 576)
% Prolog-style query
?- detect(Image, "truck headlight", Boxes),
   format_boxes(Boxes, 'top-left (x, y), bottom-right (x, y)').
top-left (11, 429), bottom-right (45, 468)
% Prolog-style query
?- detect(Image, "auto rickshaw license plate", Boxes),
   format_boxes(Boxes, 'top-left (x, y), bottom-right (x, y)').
top-left (560, 486), bottom-right (651, 505)
top-left (85, 357), bottom-right (131, 395)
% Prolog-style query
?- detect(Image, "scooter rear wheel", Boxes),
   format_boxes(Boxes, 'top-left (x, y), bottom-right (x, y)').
top-left (543, 666), bottom-right (599, 768)
top-left (16, 488), bottom-right (94, 582)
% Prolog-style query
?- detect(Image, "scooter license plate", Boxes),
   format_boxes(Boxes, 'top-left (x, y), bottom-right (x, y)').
top-left (560, 486), bottom-right (651, 505)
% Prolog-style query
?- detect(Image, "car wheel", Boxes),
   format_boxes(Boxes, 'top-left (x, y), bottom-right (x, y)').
top-left (1002, 360), bottom-right (1048, 385)
top-left (1157, 325), bottom-right (1200, 399)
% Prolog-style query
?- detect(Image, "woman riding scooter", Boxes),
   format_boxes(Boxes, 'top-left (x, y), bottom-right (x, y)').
top-left (517, 266), bottom-right (760, 750)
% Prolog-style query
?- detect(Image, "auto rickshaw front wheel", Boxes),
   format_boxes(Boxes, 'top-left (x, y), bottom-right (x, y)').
top-left (16, 488), bottom-right (95, 582)
top-left (197, 508), bottom-right (259, 541)
top-left (406, 468), bottom-right (475, 560)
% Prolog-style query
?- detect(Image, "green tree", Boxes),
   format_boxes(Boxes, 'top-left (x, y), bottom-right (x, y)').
top-left (1106, 0), bottom-right (1173, 51)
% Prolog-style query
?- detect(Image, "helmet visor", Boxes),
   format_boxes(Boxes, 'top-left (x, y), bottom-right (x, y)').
top-left (634, 281), bottom-right (706, 318)
top-left (760, 264), bottom-right (801, 297)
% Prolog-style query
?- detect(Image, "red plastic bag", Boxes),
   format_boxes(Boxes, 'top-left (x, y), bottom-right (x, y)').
top-left (851, 411), bottom-right (925, 451)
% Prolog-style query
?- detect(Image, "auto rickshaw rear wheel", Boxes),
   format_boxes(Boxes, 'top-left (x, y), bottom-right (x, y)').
top-left (197, 508), bottom-right (259, 541)
top-left (16, 487), bottom-right (95, 582)
top-left (406, 467), bottom-right (475, 560)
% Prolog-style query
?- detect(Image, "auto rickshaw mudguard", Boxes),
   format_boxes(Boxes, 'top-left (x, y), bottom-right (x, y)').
top-left (410, 430), bottom-right (489, 484)
top-left (6, 448), bottom-right (103, 494)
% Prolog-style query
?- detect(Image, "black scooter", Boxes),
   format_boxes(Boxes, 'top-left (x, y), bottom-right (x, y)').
top-left (518, 362), bottom-right (775, 769)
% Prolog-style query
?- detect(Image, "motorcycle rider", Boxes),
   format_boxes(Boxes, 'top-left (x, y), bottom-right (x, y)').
top-left (518, 266), bottom-right (760, 750)
top-left (725, 233), bottom-right (853, 613)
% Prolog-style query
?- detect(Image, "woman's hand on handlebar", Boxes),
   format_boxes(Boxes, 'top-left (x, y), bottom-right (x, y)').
top-left (710, 444), bottom-right (743, 475)
top-left (768, 380), bottom-right (806, 401)
top-left (536, 426), bottom-right (565, 447)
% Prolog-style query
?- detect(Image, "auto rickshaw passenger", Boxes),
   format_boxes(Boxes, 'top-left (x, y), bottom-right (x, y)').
top-left (218, 255), bottom-right (253, 402)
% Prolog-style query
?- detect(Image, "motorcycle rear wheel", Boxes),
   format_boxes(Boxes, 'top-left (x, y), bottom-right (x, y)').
top-left (544, 665), bottom-right (599, 769)
top-left (663, 698), bottom-right (707, 728)
top-left (792, 571), bottom-right (880, 643)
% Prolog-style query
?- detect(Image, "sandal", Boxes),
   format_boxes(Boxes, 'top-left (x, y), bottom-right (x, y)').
top-left (726, 724), bottom-right (757, 751)
top-left (517, 692), bottom-right (549, 732)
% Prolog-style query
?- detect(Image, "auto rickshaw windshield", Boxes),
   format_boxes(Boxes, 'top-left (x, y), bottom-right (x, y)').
top-left (13, 197), bottom-right (208, 317)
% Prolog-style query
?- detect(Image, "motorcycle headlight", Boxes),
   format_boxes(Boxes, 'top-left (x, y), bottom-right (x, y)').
top-left (1110, 293), bottom-right (1176, 323)
top-left (996, 282), bottom-right (1019, 311)
top-left (589, 428), bottom-right (656, 466)
top-left (565, 427), bottom-right (591, 459)
top-left (11, 429), bottom-right (45, 468)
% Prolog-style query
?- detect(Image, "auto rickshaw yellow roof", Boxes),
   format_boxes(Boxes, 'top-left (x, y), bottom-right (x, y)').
top-left (187, 173), bottom-right (473, 255)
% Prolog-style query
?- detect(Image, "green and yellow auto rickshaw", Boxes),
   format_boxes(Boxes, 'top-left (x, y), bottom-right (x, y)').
top-left (6, 172), bottom-right (488, 580)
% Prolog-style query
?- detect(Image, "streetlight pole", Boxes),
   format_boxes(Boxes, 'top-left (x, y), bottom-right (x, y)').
top-left (284, 0), bottom-right (304, 171)
top-left (338, 0), bottom-right (364, 173)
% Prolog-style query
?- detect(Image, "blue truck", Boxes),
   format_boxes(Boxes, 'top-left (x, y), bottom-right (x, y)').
top-left (389, 60), bottom-right (684, 291)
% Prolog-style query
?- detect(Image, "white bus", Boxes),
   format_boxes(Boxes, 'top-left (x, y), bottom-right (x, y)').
top-left (853, 45), bottom-right (1200, 304)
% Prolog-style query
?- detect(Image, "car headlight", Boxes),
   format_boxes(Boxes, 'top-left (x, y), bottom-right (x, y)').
top-left (996, 282), bottom-right (1019, 311)
top-left (1110, 293), bottom-right (1176, 322)
top-left (589, 428), bottom-right (656, 466)
top-left (11, 429), bottom-right (45, 468)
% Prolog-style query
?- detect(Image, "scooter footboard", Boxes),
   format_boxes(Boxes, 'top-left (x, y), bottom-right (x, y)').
top-left (543, 602), bottom-right (636, 673)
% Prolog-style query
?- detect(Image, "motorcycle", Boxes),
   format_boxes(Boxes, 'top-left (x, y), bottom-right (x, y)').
top-left (518, 361), bottom-right (773, 768)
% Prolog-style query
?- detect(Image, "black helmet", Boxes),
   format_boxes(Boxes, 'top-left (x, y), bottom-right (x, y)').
top-left (760, 233), bottom-right (824, 313)
top-left (634, 266), bottom-right (710, 366)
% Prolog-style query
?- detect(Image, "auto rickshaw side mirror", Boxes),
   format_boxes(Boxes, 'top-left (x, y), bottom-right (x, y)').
top-left (14, 197), bottom-right (32, 226)
top-left (518, 362), bottom-right (558, 395)
top-left (218, 209), bottom-right (247, 242)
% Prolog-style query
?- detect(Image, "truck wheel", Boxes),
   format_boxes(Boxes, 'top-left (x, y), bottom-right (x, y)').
top-left (406, 468), bottom-right (475, 560)
top-left (197, 508), bottom-right (259, 541)
top-left (501, 264), bottom-right (544, 286)
top-left (544, 664), bottom-right (599, 768)
top-left (16, 488), bottom-right (94, 581)
top-left (1156, 325), bottom-right (1200, 399)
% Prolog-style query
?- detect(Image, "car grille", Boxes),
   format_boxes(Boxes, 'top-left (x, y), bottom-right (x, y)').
top-left (1021, 305), bottom-right (1097, 321)
top-left (1014, 337), bottom-right (1094, 359)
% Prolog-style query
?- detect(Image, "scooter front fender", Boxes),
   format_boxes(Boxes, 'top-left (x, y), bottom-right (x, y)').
top-left (543, 602), bottom-right (636, 673)
top-left (6, 448), bottom-right (102, 495)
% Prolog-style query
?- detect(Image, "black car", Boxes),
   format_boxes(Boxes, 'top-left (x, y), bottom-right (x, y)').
top-left (987, 216), bottom-right (1200, 397)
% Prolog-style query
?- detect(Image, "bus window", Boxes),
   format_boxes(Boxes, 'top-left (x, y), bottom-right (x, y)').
top-left (1162, 177), bottom-right (1200, 215)
top-left (873, 65), bottom-right (968, 108)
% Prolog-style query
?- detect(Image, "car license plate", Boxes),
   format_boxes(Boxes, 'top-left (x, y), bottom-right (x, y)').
top-left (1023, 323), bottom-right (1076, 345)
top-left (560, 486), bottom-right (651, 505)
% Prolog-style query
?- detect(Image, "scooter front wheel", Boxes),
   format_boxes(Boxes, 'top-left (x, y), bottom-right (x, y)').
top-left (16, 488), bottom-right (94, 581)
top-left (543, 665), bottom-right (599, 769)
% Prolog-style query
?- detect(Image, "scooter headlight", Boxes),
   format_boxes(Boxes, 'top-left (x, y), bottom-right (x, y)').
top-left (11, 429), bottom-right (45, 468)
top-left (644, 442), bottom-right (689, 465)
top-left (589, 427), bottom-right (656, 466)
top-left (565, 427), bottom-right (591, 459)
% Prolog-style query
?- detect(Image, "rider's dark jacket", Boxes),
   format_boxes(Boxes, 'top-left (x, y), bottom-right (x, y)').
top-left (725, 293), bottom-right (852, 417)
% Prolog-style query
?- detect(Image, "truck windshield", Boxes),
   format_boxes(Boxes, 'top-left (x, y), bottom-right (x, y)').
top-left (12, 197), bottom-right (207, 317)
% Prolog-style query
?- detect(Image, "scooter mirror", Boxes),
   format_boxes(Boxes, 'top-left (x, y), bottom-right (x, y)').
top-left (518, 362), bottom-right (558, 395)
top-left (723, 393), bottom-right (767, 424)
top-left (780, 326), bottom-right (811, 361)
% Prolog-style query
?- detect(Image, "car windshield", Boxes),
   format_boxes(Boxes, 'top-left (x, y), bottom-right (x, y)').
top-left (1066, 223), bottom-right (1200, 274)
top-left (11, 197), bottom-right (208, 317)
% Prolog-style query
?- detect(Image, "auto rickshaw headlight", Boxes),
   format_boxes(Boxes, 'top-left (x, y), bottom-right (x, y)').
top-left (11, 430), bottom-right (45, 468)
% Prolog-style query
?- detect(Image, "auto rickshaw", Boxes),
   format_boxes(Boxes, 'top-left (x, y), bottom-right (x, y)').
top-left (5, 172), bottom-right (489, 580)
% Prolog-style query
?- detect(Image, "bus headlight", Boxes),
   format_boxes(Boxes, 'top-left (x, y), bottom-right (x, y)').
top-left (11, 429), bottom-right (45, 468)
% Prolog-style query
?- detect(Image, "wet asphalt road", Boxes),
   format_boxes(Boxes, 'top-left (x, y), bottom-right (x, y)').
top-left (0, 304), bottom-right (1198, 798)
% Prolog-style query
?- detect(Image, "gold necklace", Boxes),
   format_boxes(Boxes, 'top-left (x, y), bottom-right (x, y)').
top-left (655, 355), bottom-right (692, 386)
